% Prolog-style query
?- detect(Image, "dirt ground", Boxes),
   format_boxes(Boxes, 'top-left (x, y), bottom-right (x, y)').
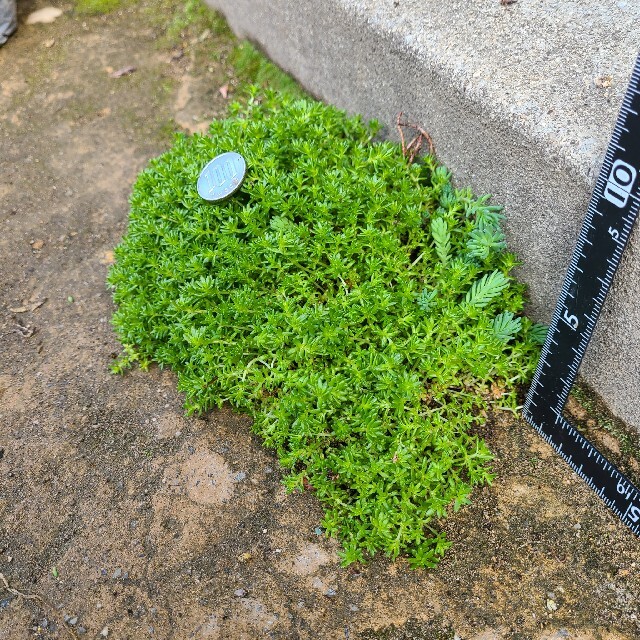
top-left (1, 2), bottom-right (640, 639)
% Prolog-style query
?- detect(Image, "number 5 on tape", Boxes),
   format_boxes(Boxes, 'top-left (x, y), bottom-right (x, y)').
top-left (524, 54), bottom-right (640, 536)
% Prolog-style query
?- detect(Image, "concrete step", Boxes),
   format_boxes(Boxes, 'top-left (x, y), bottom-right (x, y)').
top-left (207, 0), bottom-right (640, 431)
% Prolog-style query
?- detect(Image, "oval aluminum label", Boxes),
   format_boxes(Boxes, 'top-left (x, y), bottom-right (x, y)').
top-left (197, 151), bottom-right (246, 202)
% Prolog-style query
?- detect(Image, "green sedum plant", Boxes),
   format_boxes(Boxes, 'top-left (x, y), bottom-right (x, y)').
top-left (108, 91), bottom-right (544, 567)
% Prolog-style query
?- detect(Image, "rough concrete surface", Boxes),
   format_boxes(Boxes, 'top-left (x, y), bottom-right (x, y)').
top-left (205, 0), bottom-right (640, 431)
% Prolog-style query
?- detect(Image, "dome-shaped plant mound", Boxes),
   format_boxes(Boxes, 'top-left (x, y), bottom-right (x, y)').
top-left (108, 91), bottom-right (543, 567)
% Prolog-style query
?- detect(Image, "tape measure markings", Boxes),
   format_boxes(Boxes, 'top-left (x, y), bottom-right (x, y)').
top-left (524, 53), bottom-right (640, 535)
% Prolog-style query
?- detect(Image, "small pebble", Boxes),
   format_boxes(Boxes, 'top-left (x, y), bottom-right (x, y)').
top-left (546, 599), bottom-right (558, 612)
top-left (324, 588), bottom-right (337, 597)
top-left (68, 617), bottom-right (78, 626)
top-left (234, 472), bottom-right (246, 482)
top-left (234, 588), bottom-right (247, 598)
top-left (348, 604), bottom-right (359, 612)
top-left (41, 619), bottom-right (49, 628)
top-left (100, 626), bottom-right (109, 637)
top-left (314, 527), bottom-right (323, 536)
top-left (77, 627), bottom-right (86, 635)
top-left (113, 568), bottom-right (122, 579)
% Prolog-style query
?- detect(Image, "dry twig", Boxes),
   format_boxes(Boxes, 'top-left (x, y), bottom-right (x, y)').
top-left (0, 572), bottom-right (40, 601)
top-left (396, 112), bottom-right (435, 163)
top-left (0, 572), bottom-right (79, 639)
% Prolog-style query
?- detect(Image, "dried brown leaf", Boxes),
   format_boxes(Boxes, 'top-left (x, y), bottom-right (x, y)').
top-left (109, 66), bottom-right (137, 79)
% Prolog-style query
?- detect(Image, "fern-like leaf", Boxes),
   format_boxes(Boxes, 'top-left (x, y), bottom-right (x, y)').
top-left (492, 311), bottom-right (522, 343)
top-left (431, 217), bottom-right (450, 265)
top-left (530, 322), bottom-right (548, 345)
top-left (465, 270), bottom-right (509, 308)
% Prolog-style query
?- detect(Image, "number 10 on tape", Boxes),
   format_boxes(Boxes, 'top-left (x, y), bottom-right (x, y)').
top-left (523, 54), bottom-right (640, 535)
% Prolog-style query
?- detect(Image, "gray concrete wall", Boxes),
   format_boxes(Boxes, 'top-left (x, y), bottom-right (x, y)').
top-left (207, 0), bottom-right (640, 431)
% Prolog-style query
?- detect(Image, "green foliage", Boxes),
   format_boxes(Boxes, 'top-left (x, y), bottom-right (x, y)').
top-left (108, 91), bottom-right (543, 567)
top-left (466, 222), bottom-right (506, 261)
top-left (230, 43), bottom-right (307, 98)
top-left (465, 270), bottom-right (510, 309)
top-left (151, 0), bottom-right (230, 45)
top-left (75, 0), bottom-right (122, 15)
top-left (416, 288), bottom-right (437, 312)
top-left (430, 217), bottom-right (450, 265)
top-left (529, 322), bottom-right (548, 345)
top-left (492, 311), bottom-right (522, 343)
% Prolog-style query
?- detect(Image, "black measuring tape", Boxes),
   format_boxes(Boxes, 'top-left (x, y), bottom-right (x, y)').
top-left (523, 53), bottom-right (640, 535)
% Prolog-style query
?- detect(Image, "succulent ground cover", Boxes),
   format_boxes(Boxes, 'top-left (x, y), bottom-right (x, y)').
top-left (108, 91), bottom-right (544, 567)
